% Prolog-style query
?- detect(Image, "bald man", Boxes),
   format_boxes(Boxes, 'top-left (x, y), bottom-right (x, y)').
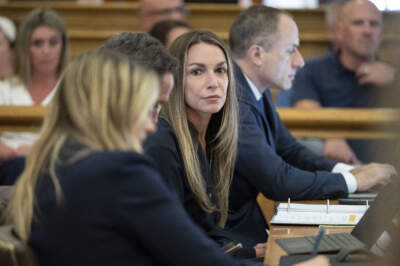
top-left (139, 0), bottom-right (187, 32)
top-left (290, 0), bottom-right (396, 163)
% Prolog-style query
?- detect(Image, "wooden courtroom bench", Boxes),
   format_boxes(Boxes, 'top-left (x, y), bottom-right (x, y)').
top-left (0, 105), bottom-right (399, 235)
top-left (0, 106), bottom-right (398, 138)
top-left (0, 106), bottom-right (398, 137)
top-left (0, 106), bottom-right (44, 132)
top-left (1, 2), bottom-right (399, 62)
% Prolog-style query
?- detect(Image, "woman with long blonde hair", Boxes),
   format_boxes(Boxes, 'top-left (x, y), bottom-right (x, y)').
top-left (145, 31), bottom-right (265, 260)
top-left (5, 49), bottom-right (244, 266)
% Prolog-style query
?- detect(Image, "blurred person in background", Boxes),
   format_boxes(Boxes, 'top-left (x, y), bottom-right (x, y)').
top-left (0, 17), bottom-right (16, 80)
top-left (0, 8), bottom-right (69, 184)
top-left (139, 0), bottom-right (187, 32)
top-left (0, 8), bottom-right (68, 160)
top-left (290, 0), bottom-right (396, 164)
top-left (149, 19), bottom-right (191, 48)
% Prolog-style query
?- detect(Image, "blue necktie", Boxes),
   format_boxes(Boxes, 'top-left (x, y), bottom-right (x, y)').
top-left (258, 97), bottom-right (265, 113)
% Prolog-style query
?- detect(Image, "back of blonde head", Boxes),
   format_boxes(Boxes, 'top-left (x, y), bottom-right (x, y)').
top-left (6, 49), bottom-right (159, 242)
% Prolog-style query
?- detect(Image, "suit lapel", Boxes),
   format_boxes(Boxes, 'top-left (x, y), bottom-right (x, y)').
top-left (261, 91), bottom-right (276, 150)
top-left (234, 64), bottom-right (275, 148)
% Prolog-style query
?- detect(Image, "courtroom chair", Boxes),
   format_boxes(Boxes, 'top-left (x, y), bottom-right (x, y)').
top-left (0, 225), bottom-right (39, 266)
top-left (256, 194), bottom-right (275, 226)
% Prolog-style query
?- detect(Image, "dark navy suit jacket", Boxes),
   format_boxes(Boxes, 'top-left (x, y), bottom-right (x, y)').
top-left (29, 150), bottom-right (242, 266)
top-left (145, 119), bottom-right (258, 259)
top-left (225, 65), bottom-right (349, 247)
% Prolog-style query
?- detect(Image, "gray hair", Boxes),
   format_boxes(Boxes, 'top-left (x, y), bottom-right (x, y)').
top-left (102, 32), bottom-right (178, 75)
top-left (229, 5), bottom-right (290, 59)
top-left (323, 0), bottom-right (352, 27)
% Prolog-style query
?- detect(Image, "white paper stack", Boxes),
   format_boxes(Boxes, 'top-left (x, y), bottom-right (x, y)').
top-left (270, 203), bottom-right (369, 225)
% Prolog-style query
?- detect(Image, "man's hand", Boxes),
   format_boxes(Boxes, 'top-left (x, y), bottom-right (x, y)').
top-left (294, 255), bottom-right (330, 266)
top-left (324, 138), bottom-right (360, 165)
top-left (253, 242), bottom-right (267, 258)
top-left (356, 61), bottom-right (395, 87)
top-left (351, 163), bottom-right (396, 191)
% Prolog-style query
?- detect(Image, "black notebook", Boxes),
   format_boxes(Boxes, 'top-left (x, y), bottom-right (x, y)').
top-left (277, 232), bottom-right (365, 254)
top-left (279, 254), bottom-right (378, 266)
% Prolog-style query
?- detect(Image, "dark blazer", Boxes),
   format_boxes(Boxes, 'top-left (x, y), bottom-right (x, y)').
top-left (225, 65), bottom-right (349, 247)
top-left (145, 119), bottom-right (256, 259)
top-left (29, 149), bottom-right (241, 266)
top-left (145, 119), bottom-right (228, 241)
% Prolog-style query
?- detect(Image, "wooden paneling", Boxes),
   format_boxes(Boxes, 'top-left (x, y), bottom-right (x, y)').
top-left (0, 106), bottom-right (44, 132)
top-left (0, 106), bottom-right (398, 139)
top-left (1, 2), bottom-right (399, 62)
top-left (277, 108), bottom-right (400, 139)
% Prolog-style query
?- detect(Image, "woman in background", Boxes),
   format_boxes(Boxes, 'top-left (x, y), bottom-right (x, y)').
top-left (0, 8), bottom-right (69, 160)
top-left (0, 16), bottom-right (16, 80)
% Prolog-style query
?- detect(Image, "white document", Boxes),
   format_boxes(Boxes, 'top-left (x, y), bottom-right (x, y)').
top-left (348, 192), bottom-right (377, 199)
top-left (270, 203), bottom-right (369, 225)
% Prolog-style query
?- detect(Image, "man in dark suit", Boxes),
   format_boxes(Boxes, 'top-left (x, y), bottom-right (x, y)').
top-left (225, 5), bottom-right (396, 248)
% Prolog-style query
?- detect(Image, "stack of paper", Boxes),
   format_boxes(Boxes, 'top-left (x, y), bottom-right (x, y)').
top-left (348, 192), bottom-right (377, 199)
top-left (270, 203), bottom-right (369, 225)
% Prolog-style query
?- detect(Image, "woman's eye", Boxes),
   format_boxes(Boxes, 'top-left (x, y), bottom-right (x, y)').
top-left (49, 38), bottom-right (60, 47)
top-left (190, 69), bottom-right (202, 76)
top-left (216, 67), bottom-right (227, 74)
top-left (32, 39), bottom-right (43, 47)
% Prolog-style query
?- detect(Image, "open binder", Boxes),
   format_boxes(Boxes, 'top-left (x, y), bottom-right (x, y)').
top-left (270, 203), bottom-right (369, 225)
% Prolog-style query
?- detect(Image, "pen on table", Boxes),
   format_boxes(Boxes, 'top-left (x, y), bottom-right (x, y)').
top-left (319, 225), bottom-right (354, 229)
top-left (312, 227), bottom-right (326, 256)
top-left (326, 199), bottom-right (330, 214)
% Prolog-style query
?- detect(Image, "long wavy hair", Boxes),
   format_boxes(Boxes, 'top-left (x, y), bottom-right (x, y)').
top-left (6, 49), bottom-right (159, 242)
top-left (16, 7), bottom-right (69, 85)
top-left (164, 30), bottom-right (238, 227)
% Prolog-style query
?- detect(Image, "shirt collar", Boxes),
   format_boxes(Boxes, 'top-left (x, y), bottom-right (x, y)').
top-left (243, 73), bottom-right (263, 101)
top-left (328, 49), bottom-right (355, 74)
